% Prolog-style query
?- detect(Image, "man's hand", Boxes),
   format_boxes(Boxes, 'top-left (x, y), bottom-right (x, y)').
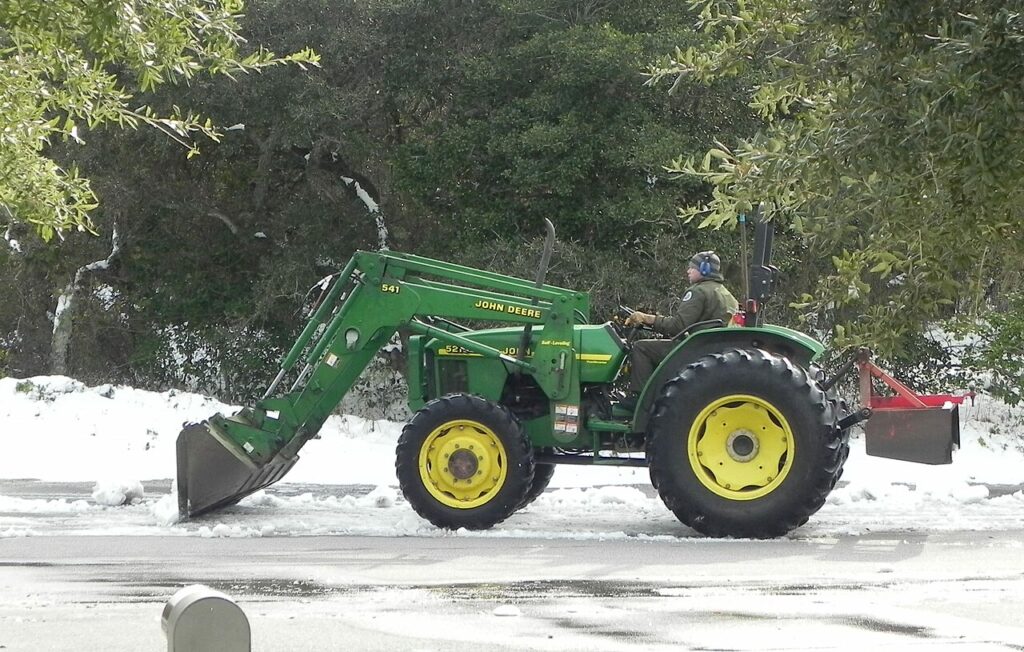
top-left (625, 311), bottom-right (655, 328)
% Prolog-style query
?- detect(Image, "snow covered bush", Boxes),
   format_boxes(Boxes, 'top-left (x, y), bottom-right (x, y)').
top-left (962, 294), bottom-right (1024, 407)
top-left (138, 324), bottom-right (284, 402)
top-left (11, 377), bottom-right (86, 401)
top-left (136, 323), bottom-right (410, 420)
top-left (336, 344), bottom-right (411, 422)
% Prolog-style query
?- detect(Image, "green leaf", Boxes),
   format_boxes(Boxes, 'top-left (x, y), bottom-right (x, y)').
top-left (0, 0), bottom-right (318, 241)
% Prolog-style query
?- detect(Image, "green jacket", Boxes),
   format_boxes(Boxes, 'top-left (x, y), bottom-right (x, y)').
top-left (652, 279), bottom-right (739, 337)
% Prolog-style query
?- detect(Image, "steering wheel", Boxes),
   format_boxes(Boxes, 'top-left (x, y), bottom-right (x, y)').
top-left (611, 304), bottom-right (656, 346)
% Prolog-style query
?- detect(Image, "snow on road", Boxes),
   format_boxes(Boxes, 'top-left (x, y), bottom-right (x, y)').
top-left (1, 376), bottom-right (1023, 539)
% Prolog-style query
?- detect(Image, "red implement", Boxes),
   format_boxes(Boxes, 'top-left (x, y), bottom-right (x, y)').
top-left (857, 350), bottom-right (973, 465)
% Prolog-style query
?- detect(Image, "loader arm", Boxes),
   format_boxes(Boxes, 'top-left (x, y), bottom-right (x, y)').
top-left (177, 250), bottom-right (589, 518)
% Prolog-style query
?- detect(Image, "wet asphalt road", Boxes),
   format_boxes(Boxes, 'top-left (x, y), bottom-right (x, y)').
top-left (3, 530), bottom-right (1024, 651)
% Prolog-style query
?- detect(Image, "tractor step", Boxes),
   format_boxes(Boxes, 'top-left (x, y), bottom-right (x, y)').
top-left (586, 417), bottom-right (632, 433)
top-left (535, 452), bottom-right (648, 467)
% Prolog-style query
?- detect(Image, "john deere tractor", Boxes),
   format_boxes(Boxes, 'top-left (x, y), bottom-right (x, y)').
top-left (177, 215), bottom-right (964, 538)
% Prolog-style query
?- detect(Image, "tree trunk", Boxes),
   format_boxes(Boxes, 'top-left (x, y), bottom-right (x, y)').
top-left (51, 226), bottom-right (121, 376)
top-left (252, 128), bottom-right (279, 221)
top-left (302, 138), bottom-right (389, 251)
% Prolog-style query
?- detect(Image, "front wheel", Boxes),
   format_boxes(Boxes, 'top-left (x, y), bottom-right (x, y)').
top-left (396, 394), bottom-right (534, 530)
top-left (517, 461), bottom-right (555, 510)
top-left (647, 349), bottom-right (846, 538)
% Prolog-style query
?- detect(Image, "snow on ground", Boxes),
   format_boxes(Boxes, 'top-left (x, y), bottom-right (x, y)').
top-left (1, 375), bottom-right (1022, 540)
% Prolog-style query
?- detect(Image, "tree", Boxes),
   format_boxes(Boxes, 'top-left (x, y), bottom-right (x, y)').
top-left (648, 0), bottom-right (1024, 358)
top-left (0, 0), bottom-right (317, 240)
top-left (394, 0), bottom-right (760, 252)
top-left (1, 1), bottom-right (763, 406)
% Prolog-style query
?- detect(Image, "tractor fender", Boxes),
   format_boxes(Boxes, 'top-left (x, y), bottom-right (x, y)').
top-left (632, 325), bottom-right (825, 433)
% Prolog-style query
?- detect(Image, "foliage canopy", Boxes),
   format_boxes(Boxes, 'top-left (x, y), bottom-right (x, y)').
top-left (648, 0), bottom-right (1024, 355)
top-left (0, 0), bottom-right (317, 240)
top-left (2, 0), bottom-right (762, 405)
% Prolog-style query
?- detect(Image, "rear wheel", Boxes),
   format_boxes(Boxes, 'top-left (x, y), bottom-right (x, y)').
top-left (396, 394), bottom-right (533, 530)
top-left (647, 349), bottom-right (845, 538)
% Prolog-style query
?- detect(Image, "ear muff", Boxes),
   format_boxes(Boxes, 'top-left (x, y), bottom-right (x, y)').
top-left (698, 254), bottom-right (713, 276)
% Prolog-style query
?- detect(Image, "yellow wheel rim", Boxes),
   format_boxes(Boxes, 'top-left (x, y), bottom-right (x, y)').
top-left (687, 394), bottom-right (795, 501)
top-left (418, 419), bottom-right (508, 509)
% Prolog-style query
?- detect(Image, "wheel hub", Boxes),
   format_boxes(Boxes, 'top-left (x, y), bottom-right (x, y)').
top-left (726, 429), bottom-right (759, 462)
top-left (447, 448), bottom-right (480, 480)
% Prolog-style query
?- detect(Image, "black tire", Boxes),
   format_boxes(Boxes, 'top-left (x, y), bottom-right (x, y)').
top-left (517, 462), bottom-right (556, 510)
top-left (829, 397), bottom-right (852, 488)
top-left (809, 364), bottom-right (853, 489)
top-left (396, 394), bottom-right (534, 530)
top-left (647, 348), bottom-right (846, 538)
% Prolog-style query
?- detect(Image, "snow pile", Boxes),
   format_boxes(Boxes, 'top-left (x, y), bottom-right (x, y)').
top-left (91, 479), bottom-right (144, 506)
top-left (0, 376), bottom-right (234, 482)
top-left (151, 491), bottom-right (180, 526)
top-left (195, 523), bottom-right (277, 539)
top-left (0, 375), bottom-right (1022, 539)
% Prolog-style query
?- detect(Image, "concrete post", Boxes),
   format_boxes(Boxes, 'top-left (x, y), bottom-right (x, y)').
top-left (162, 584), bottom-right (251, 652)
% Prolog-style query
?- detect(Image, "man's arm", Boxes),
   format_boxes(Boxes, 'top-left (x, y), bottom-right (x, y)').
top-left (652, 287), bottom-right (706, 337)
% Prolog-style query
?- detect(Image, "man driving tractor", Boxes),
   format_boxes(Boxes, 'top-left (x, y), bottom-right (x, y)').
top-left (622, 251), bottom-right (739, 407)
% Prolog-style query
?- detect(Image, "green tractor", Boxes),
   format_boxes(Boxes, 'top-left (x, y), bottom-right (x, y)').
top-left (177, 216), bottom-right (964, 538)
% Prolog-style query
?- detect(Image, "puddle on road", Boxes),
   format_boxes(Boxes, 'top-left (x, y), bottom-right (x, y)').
top-left (428, 579), bottom-right (663, 601)
top-left (550, 618), bottom-right (653, 643)
top-left (766, 581), bottom-right (869, 595)
top-left (67, 574), bottom-right (960, 647)
top-left (83, 576), bottom-right (348, 603)
top-left (59, 573), bottom-right (955, 647)
top-left (845, 616), bottom-right (934, 638)
top-left (77, 576), bottom-right (906, 605)
top-left (84, 577), bottom-right (667, 604)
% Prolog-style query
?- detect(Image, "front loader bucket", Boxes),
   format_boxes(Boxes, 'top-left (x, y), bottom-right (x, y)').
top-left (864, 400), bottom-right (961, 465)
top-left (176, 421), bottom-right (298, 519)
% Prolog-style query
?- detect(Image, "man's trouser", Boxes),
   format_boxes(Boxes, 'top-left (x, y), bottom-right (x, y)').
top-left (629, 338), bottom-right (677, 393)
